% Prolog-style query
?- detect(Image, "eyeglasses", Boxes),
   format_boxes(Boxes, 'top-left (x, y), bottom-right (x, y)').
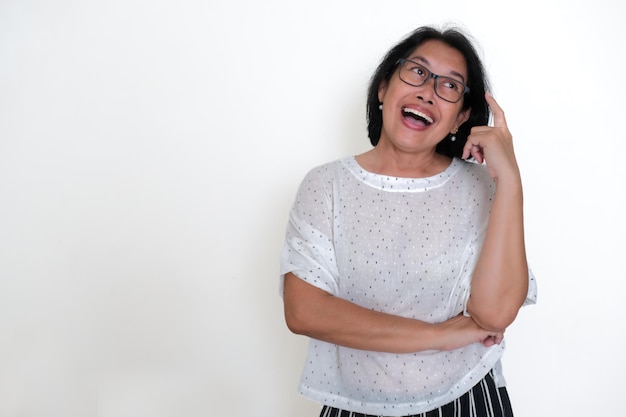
top-left (396, 58), bottom-right (470, 103)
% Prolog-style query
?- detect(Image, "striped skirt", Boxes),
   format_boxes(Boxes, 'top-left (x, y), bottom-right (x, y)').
top-left (319, 371), bottom-right (514, 417)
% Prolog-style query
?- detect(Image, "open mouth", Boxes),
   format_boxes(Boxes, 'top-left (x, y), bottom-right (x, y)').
top-left (402, 107), bottom-right (433, 126)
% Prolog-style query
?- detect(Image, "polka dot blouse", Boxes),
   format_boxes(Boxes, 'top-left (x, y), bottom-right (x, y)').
top-left (280, 156), bottom-right (537, 416)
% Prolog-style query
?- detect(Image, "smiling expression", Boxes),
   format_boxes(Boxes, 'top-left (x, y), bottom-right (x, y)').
top-left (377, 40), bottom-right (471, 154)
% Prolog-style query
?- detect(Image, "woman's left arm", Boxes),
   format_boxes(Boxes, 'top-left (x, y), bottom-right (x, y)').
top-left (462, 92), bottom-right (529, 332)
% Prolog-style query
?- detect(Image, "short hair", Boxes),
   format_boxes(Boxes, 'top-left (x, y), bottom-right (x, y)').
top-left (366, 26), bottom-right (491, 158)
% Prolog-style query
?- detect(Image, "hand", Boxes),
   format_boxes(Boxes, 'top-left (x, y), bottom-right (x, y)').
top-left (436, 314), bottom-right (505, 351)
top-left (462, 93), bottom-right (520, 183)
top-left (481, 332), bottom-right (505, 348)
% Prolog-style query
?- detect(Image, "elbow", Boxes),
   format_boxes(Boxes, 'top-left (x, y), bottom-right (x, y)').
top-left (284, 305), bottom-right (310, 335)
top-left (470, 309), bottom-right (519, 333)
top-left (283, 296), bottom-right (322, 337)
top-left (467, 279), bottom-right (529, 332)
top-left (284, 297), bottom-right (334, 339)
top-left (282, 273), bottom-right (332, 337)
top-left (467, 297), bottom-right (522, 332)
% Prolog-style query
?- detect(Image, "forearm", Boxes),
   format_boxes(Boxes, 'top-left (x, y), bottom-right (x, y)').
top-left (467, 177), bottom-right (529, 331)
top-left (283, 273), bottom-right (494, 353)
top-left (283, 273), bottom-right (435, 352)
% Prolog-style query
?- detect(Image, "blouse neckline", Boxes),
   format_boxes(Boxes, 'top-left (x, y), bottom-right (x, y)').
top-left (342, 156), bottom-right (463, 192)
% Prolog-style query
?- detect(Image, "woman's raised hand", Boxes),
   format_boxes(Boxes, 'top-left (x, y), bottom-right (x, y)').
top-left (462, 93), bottom-right (521, 184)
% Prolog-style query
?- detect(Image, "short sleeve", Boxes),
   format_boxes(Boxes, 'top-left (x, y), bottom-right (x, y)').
top-left (279, 167), bottom-right (339, 297)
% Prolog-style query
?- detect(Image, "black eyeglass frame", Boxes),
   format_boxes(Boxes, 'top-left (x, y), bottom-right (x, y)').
top-left (396, 58), bottom-right (470, 103)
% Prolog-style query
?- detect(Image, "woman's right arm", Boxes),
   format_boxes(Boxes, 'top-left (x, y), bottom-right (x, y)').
top-left (283, 272), bottom-right (503, 353)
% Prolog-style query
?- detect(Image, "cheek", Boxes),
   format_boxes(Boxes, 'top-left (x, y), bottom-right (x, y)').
top-left (378, 74), bottom-right (404, 103)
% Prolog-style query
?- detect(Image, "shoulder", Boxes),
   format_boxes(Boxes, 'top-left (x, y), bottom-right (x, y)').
top-left (453, 158), bottom-right (495, 198)
top-left (298, 157), bottom-right (352, 188)
top-left (456, 158), bottom-right (493, 184)
top-left (291, 157), bottom-right (352, 207)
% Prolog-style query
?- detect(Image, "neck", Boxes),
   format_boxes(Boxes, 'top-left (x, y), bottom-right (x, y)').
top-left (356, 145), bottom-right (452, 178)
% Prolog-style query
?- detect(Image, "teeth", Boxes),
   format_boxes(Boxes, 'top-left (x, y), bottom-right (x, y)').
top-left (402, 107), bottom-right (433, 124)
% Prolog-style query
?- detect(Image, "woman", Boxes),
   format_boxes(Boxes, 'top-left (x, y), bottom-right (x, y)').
top-left (280, 25), bottom-right (537, 417)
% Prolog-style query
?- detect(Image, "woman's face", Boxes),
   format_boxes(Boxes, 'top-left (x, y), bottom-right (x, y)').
top-left (377, 39), bottom-right (470, 154)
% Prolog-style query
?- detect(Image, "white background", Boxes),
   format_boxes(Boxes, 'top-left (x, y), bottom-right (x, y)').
top-left (1, 0), bottom-right (625, 416)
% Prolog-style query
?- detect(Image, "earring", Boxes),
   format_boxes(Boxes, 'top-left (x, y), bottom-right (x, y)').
top-left (378, 104), bottom-right (383, 110)
top-left (450, 130), bottom-right (457, 142)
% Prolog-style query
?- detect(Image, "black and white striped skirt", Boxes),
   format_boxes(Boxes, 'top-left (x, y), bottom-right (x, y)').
top-left (319, 371), bottom-right (514, 417)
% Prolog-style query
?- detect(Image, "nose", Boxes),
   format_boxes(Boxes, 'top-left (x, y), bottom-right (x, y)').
top-left (416, 83), bottom-right (436, 105)
top-left (415, 75), bottom-right (436, 104)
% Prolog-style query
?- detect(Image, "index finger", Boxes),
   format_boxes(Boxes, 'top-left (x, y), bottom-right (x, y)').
top-left (485, 92), bottom-right (507, 128)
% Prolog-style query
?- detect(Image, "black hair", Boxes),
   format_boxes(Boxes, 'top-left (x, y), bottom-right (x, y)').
top-left (366, 25), bottom-right (491, 158)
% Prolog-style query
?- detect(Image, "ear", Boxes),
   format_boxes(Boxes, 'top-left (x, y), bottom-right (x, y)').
top-left (377, 80), bottom-right (388, 103)
top-left (454, 108), bottom-right (470, 131)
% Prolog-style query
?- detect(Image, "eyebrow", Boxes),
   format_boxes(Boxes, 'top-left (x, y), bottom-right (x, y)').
top-left (409, 56), bottom-right (467, 83)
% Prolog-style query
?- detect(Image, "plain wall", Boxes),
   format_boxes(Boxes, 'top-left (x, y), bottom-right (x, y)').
top-left (1, 0), bottom-right (625, 416)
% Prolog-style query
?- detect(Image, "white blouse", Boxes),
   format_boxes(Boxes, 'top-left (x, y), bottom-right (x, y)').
top-left (280, 156), bottom-right (537, 416)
